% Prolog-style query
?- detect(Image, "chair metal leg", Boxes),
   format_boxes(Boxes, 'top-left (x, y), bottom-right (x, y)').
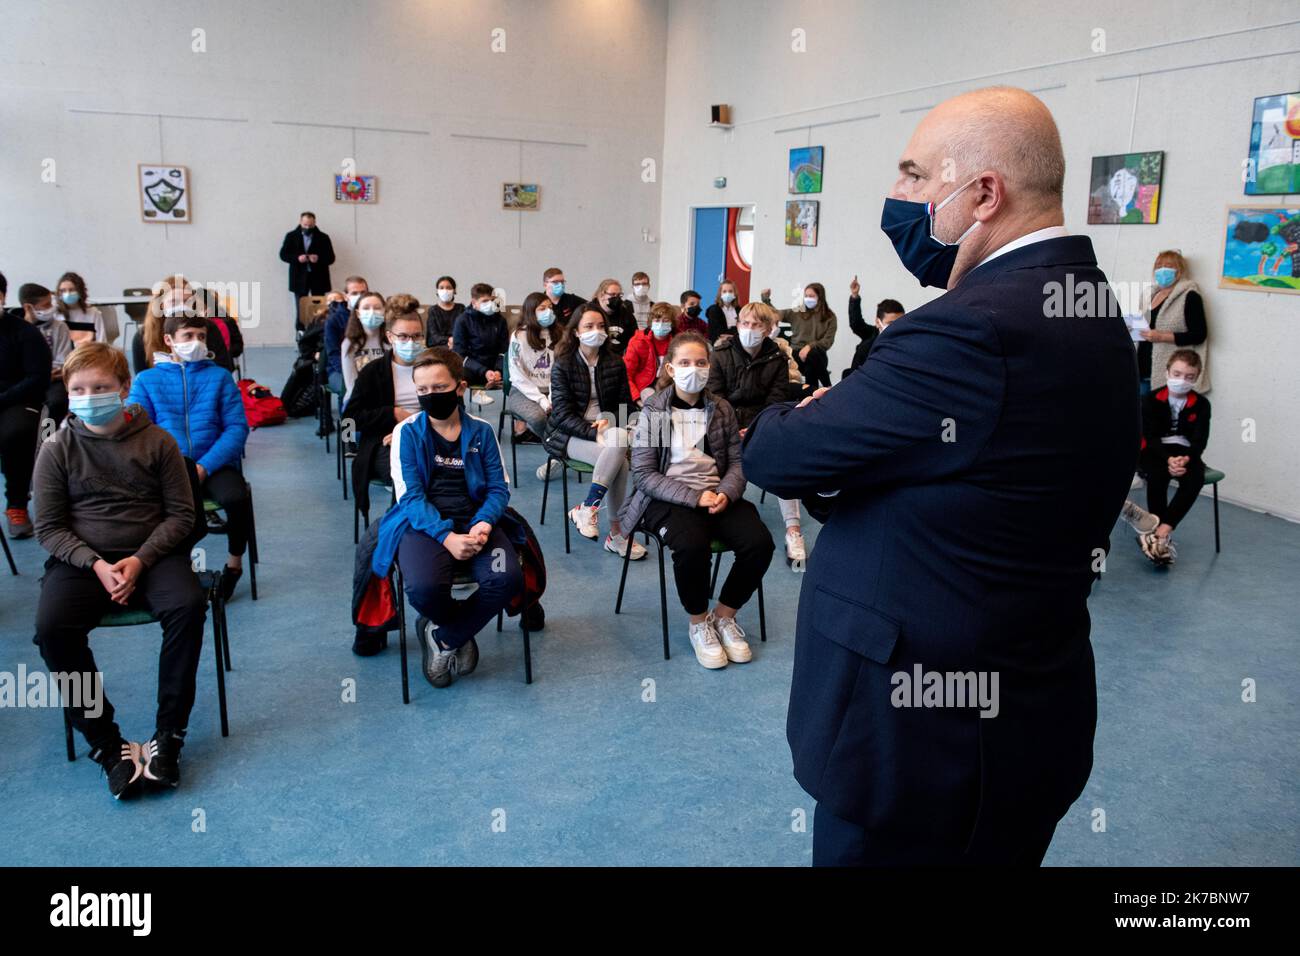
top-left (709, 552), bottom-right (721, 599)
top-left (1213, 482), bottom-right (1221, 553)
top-left (323, 392), bottom-right (332, 455)
top-left (540, 457), bottom-right (552, 524)
top-left (1, 529), bottom-right (16, 575)
top-left (758, 579), bottom-right (767, 643)
top-left (63, 708), bottom-right (75, 761)
top-left (336, 417), bottom-right (343, 480)
top-left (521, 613), bottom-right (533, 684)
top-left (760, 489), bottom-right (767, 504)
top-left (615, 524), bottom-right (634, 613)
top-left (396, 571), bottom-right (410, 705)
top-left (217, 591), bottom-right (232, 671)
top-left (510, 431), bottom-right (518, 488)
top-left (212, 601), bottom-right (229, 738)
top-left (246, 485), bottom-right (259, 601)
top-left (657, 537), bottom-right (670, 660)
top-left (562, 465), bottom-right (571, 554)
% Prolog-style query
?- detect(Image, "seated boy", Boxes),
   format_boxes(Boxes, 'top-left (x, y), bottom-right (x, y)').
top-left (33, 342), bottom-right (206, 798)
top-left (1, 270), bottom-right (53, 537)
top-left (451, 283), bottom-right (508, 392)
top-left (677, 290), bottom-right (709, 337)
top-left (369, 347), bottom-right (522, 687)
top-left (128, 307), bottom-right (251, 599)
top-left (1138, 349), bottom-right (1211, 566)
top-left (324, 275), bottom-right (369, 394)
top-left (20, 282), bottom-right (72, 425)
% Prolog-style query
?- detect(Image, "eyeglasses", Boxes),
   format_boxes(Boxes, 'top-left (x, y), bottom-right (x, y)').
top-left (389, 333), bottom-right (421, 343)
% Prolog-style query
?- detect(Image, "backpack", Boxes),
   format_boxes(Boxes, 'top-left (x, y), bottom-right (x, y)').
top-left (238, 378), bottom-right (287, 428)
top-left (280, 356), bottom-right (320, 418)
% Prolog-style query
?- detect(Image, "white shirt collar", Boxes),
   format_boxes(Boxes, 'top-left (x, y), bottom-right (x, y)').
top-left (976, 225), bottom-right (1069, 268)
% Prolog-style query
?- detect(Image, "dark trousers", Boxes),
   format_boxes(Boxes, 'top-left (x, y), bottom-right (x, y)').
top-left (1142, 445), bottom-right (1204, 530)
top-left (643, 497), bottom-right (774, 615)
top-left (45, 379), bottom-right (69, 427)
top-left (35, 552), bottom-right (207, 752)
top-left (0, 404), bottom-right (40, 509)
top-left (794, 345), bottom-right (831, 389)
top-left (203, 466), bottom-right (251, 557)
top-left (398, 525), bottom-right (523, 649)
top-left (812, 802), bottom-right (1057, 866)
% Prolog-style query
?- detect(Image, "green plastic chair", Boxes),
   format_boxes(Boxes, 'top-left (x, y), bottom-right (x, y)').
top-left (61, 571), bottom-right (231, 761)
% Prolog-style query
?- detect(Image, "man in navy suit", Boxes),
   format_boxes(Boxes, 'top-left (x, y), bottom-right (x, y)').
top-left (279, 211), bottom-right (336, 331)
top-left (744, 87), bottom-right (1139, 865)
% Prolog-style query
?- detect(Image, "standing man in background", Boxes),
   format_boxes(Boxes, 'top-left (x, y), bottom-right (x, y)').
top-left (279, 212), bottom-right (336, 332)
top-left (744, 87), bottom-right (1139, 866)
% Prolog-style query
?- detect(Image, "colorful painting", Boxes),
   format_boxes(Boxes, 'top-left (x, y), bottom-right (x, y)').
top-left (785, 200), bottom-right (818, 247)
top-left (503, 183), bottom-right (539, 210)
top-left (788, 146), bottom-right (824, 194)
top-left (1245, 91), bottom-right (1300, 195)
top-left (1086, 152), bottom-right (1163, 224)
top-left (1219, 205), bottom-right (1300, 295)
top-left (138, 165), bottom-right (190, 223)
top-left (334, 175), bottom-right (377, 203)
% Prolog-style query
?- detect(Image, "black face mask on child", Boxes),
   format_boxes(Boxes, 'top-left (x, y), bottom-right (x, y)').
top-left (419, 390), bottom-right (461, 420)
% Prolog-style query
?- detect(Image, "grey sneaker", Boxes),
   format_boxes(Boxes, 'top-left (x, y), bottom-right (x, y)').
top-left (416, 616), bottom-right (457, 688)
top-left (454, 637), bottom-right (479, 676)
top-left (1120, 499), bottom-right (1159, 534)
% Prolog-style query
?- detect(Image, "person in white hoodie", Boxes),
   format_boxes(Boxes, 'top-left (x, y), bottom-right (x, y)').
top-left (506, 292), bottom-right (560, 480)
top-left (340, 291), bottom-right (389, 406)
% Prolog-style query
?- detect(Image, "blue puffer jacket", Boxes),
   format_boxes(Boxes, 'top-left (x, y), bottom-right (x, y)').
top-left (128, 355), bottom-right (249, 474)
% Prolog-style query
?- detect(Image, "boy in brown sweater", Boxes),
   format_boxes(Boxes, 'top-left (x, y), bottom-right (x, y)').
top-left (33, 343), bottom-right (206, 799)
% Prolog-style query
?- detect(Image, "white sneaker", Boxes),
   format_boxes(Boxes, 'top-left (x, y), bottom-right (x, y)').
top-left (569, 504), bottom-right (599, 539)
top-left (688, 618), bottom-right (728, 669)
top-left (712, 613), bottom-right (753, 663)
top-left (784, 528), bottom-right (806, 564)
top-left (604, 532), bottom-right (647, 560)
top-left (471, 389), bottom-right (495, 406)
top-left (535, 459), bottom-right (563, 481)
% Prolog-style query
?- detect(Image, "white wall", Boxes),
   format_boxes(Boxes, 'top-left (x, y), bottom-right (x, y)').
top-left (658, 0), bottom-right (1300, 519)
top-left (0, 0), bottom-right (667, 343)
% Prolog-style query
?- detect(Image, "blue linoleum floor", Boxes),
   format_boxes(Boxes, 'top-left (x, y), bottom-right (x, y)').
top-left (1, 346), bottom-right (1296, 866)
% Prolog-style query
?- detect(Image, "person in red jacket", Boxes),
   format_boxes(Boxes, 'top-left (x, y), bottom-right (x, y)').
top-left (623, 301), bottom-right (677, 402)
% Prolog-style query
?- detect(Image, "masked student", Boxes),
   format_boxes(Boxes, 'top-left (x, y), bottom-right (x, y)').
top-left (619, 331), bottom-right (775, 669)
top-left (760, 283), bottom-right (837, 390)
top-left (128, 304), bottom-right (250, 601)
top-left (624, 301), bottom-right (677, 403)
top-left (1136, 350), bottom-right (1211, 567)
top-left (324, 275), bottom-right (370, 393)
top-left (19, 283), bottom-right (72, 424)
top-left (135, 276), bottom-right (233, 376)
top-left (506, 292), bottom-right (560, 478)
top-left (544, 307), bottom-right (646, 560)
top-left (340, 291), bottom-right (391, 407)
top-left (33, 342), bottom-right (206, 798)
top-left (845, 276), bottom-right (904, 376)
top-left (347, 296), bottom-right (425, 527)
top-left (583, 279), bottom-right (634, 357)
top-left (706, 279), bottom-right (742, 343)
top-left (677, 290), bottom-right (709, 337)
top-left (452, 283), bottom-right (509, 394)
top-left (708, 302), bottom-right (808, 565)
top-left (1, 269), bottom-right (53, 540)
top-left (542, 268), bottom-right (587, 327)
top-left (426, 275), bottom-right (464, 349)
top-left (628, 271), bottom-right (654, 331)
top-left (54, 272), bottom-right (107, 346)
top-left (369, 347), bottom-right (522, 688)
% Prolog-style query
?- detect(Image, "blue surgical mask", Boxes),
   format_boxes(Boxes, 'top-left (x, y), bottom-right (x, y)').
top-left (549, 281), bottom-right (565, 297)
top-left (651, 321), bottom-right (672, 338)
top-left (720, 292), bottom-right (736, 304)
top-left (61, 291), bottom-right (81, 306)
top-left (393, 341), bottom-right (422, 363)
top-left (803, 296), bottom-right (819, 310)
top-left (1154, 267), bottom-right (1176, 288)
top-left (70, 391), bottom-right (123, 425)
top-left (359, 311), bottom-right (384, 330)
top-left (880, 177), bottom-right (981, 288)
top-left (536, 309), bottom-right (555, 328)
top-left (478, 300), bottom-right (498, 316)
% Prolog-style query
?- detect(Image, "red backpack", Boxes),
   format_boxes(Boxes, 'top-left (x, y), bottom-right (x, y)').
top-left (239, 378), bottom-right (288, 428)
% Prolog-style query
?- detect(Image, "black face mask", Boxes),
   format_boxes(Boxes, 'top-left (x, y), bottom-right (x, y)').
top-left (419, 390), bottom-right (461, 420)
top-left (686, 305), bottom-right (702, 318)
top-left (302, 226), bottom-right (316, 234)
top-left (606, 295), bottom-right (623, 311)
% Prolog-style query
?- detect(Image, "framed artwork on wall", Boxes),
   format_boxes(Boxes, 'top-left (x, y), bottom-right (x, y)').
top-left (788, 146), bottom-right (824, 194)
top-left (785, 200), bottom-right (818, 246)
top-left (334, 175), bottom-right (378, 203)
top-left (503, 183), bottom-right (540, 210)
top-left (138, 164), bottom-right (190, 223)
top-left (1245, 91), bottom-right (1300, 195)
top-left (1086, 151), bottom-right (1163, 224)
top-left (1219, 205), bottom-right (1300, 295)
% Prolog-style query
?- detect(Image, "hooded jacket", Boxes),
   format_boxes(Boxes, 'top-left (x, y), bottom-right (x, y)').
top-left (32, 405), bottom-right (195, 569)
top-left (128, 354), bottom-right (249, 475)
top-left (706, 335), bottom-right (789, 428)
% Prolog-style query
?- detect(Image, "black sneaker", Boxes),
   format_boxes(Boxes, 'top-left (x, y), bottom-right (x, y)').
top-left (416, 616), bottom-right (457, 688)
top-left (141, 729), bottom-right (185, 788)
top-left (219, 565), bottom-right (243, 602)
top-left (454, 637), bottom-right (479, 676)
top-left (352, 627), bottom-right (387, 657)
top-left (92, 739), bottom-right (144, 800)
top-left (522, 602), bottom-right (545, 632)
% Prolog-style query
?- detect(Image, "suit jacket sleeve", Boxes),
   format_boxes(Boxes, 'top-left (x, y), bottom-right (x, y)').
top-left (318, 233), bottom-right (336, 268)
top-left (743, 306), bottom-right (1003, 498)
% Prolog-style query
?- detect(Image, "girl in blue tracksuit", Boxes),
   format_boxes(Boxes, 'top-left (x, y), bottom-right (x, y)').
top-left (371, 346), bottom-right (521, 688)
top-left (128, 311), bottom-right (250, 599)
